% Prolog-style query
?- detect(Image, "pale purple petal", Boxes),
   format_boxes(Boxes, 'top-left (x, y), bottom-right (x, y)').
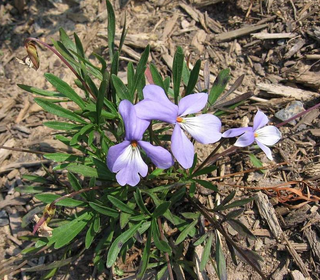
top-left (178, 93), bottom-right (208, 116)
top-left (107, 141), bottom-right (130, 172)
top-left (256, 139), bottom-right (273, 160)
top-left (171, 124), bottom-right (195, 169)
top-left (255, 126), bottom-right (281, 146)
top-left (143, 85), bottom-right (170, 104)
top-left (222, 127), bottom-right (252, 138)
top-left (119, 100), bottom-right (149, 140)
top-left (253, 110), bottom-right (269, 131)
top-left (138, 141), bottom-right (174, 169)
top-left (112, 144), bottom-right (148, 186)
top-left (179, 114), bottom-right (222, 144)
top-left (116, 167), bottom-right (141, 187)
top-left (135, 100), bottom-right (178, 124)
top-left (234, 131), bottom-right (255, 147)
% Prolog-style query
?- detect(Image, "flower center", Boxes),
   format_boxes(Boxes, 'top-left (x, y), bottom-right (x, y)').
top-left (131, 140), bottom-right (138, 148)
top-left (176, 116), bottom-right (184, 123)
top-left (254, 132), bottom-right (258, 138)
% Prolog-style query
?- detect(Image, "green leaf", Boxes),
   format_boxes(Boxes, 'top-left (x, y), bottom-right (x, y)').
top-left (49, 212), bottom-right (94, 249)
top-left (106, 0), bottom-right (115, 59)
top-left (147, 168), bottom-right (164, 180)
top-left (106, 221), bottom-right (143, 268)
top-left (89, 202), bottom-right (119, 218)
top-left (225, 208), bottom-right (244, 220)
top-left (118, 16), bottom-right (127, 53)
top-left (129, 45), bottom-right (149, 100)
top-left (23, 256), bottom-right (74, 272)
top-left (67, 172), bottom-right (81, 192)
top-left (35, 98), bottom-right (87, 124)
top-left (22, 175), bottom-right (48, 183)
top-left (217, 191), bottom-right (235, 209)
top-left (189, 153), bottom-right (198, 174)
top-left (185, 60), bottom-right (201, 96)
top-left (181, 212), bottom-right (200, 219)
top-left (195, 180), bottom-right (218, 192)
top-left (17, 84), bottom-right (62, 97)
top-left (93, 214), bottom-right (100, 232)
top-left (149, 64), bottom-right (165, 89)
top-left (216, 234), bottom-right (227, 280)
top-left (191, 165), bottom-right (217, 178)
top-left (219, 197), bottom-right (254, 211)
top-left (137, 228), bottom-right (151, 279)
top-left (110, 55), bottom-right (119, 89)
top-left (175, 218), bottom-right (198, 245)
top-left (134, 188), bottom-right (151, 215)
top-left (111, 74), bottom-right (130, 101)
top-left (182, 60), bottom-right (190, 86)
top-left (127, 62), bottom-right (134, 89)
top-left (44, 121), bottom-right (82, 131)
top-left (120, 200), bottom-right (135, 229)
top-left (91, 157), bottom-right (115, 180)
top-left (208, 68), bottom-right (230, 106)
top-left (97, 79), bottom-right (108, 124)
top-left (164, 76), bottom-right (170, 93)
top-left (108, 195), bottom-right (137, 215)
top-left (152, 202), bottom-right (171, 218)
top-left (172, 46), bottom-right (184, 104)
top-left (249, 154), bottom-right (266, 174)
top-left (64, 164), bottom-right (113, 180)
top-left (53, 40), bottom-right (79, 71)
top-left (169, 186), bottom-right (186, 206)
top-left (44, 73), bottom-right (86, 109)
top-left (85, 220), bottom-right (95, 249)
top-left (44, 153), bottom-right (81, 162)
top-left (193, 233), bottom-right (208, 246)
top-left (59, 28), bottom-right (77, 53)
top-left (74, 32), bottom-right (85, 58)
top-left (35, 193), bottom-right (85, 207)
top-left (15, 185), bottom-right (49, 194)
top-left (151, 219), bottom-right (172, 253)
top-left (200, 232), bottom-right (213, 271)
top-left (227, 219), bottom-right (256, 240)
top-left (94, 53), bottom-right (107, 72)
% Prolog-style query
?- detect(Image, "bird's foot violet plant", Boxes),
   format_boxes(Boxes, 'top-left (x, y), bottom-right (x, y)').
top-left (0, 2), bottom-right (287, 279)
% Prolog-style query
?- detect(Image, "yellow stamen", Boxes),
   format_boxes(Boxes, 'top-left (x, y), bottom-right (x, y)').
top-left (254, 132), bottom-right (258, 138)
top-left (176, 117), bottom-right (183, 123)
top-left (131, 140), bottom-right (138, 148)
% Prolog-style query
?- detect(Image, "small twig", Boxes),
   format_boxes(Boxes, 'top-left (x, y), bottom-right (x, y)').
top-left (0, 145), bottom-right (46, 155)
top-left (157, 218), bottom-right (174, 280)
top-left (0, 160), bottom-right (51, 174)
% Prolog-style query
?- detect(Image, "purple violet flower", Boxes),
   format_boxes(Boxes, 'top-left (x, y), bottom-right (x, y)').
top-left (222, 110), bottom-right (282, 160)
top-left (107, 100), bottom-right (174, 187)
top-left (135, 85), bottom-right (222, 169)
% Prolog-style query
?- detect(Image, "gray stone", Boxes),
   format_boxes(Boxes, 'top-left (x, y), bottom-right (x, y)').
top-left (275, 101), bottom-right (305, 125)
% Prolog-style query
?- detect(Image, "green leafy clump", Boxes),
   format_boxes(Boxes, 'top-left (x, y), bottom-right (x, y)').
top-left (3, 2), bottom-right (270, 280)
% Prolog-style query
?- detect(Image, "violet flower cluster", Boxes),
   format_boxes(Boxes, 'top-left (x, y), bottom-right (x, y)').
top-left (107, 85), bottom-right (281, 186)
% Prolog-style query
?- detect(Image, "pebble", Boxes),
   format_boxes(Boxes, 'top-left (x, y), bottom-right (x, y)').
top-left (275, 101), bottom-right (305, 125)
